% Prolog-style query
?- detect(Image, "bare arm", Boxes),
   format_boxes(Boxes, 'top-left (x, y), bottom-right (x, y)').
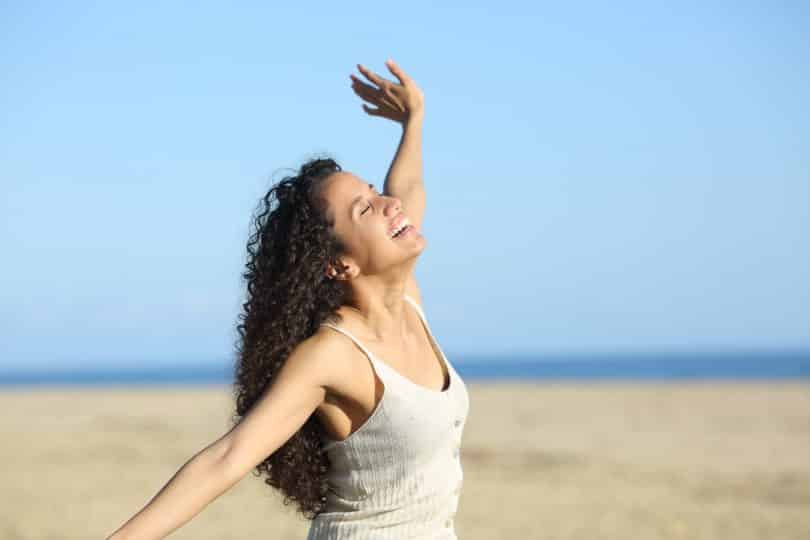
top-left (107, 334), bottom-right (337, 539)
top-left (351, 59), bottom-right (426, 232)
top-left (388, 115), bottom-right (426, 306)
top-left (384, 115), bottom-right (426, 233)
top-left (106, 437), bottom-right (236, 540)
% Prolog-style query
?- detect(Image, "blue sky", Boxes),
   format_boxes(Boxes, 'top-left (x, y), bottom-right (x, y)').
top-left (2, 2), bottom-right (808, 371)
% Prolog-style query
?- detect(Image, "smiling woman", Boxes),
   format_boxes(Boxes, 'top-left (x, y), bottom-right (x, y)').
top-left (321, 171), bottom-right (426, 279)
top-left (106, 60), bottom-right (469, 540)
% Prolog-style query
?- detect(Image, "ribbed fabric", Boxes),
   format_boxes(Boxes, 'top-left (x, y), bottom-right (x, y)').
top-left (307, 294), bottom-right (470, 540)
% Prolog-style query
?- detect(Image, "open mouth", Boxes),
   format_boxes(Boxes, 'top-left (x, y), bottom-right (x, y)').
top-left (391, 224), bottom-right (414, 239)
top-left (389, 215), bottom-right (412, 239)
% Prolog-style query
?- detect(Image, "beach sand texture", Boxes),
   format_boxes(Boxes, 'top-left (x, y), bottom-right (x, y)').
top-left (1, 381), bottom-right (808, 539)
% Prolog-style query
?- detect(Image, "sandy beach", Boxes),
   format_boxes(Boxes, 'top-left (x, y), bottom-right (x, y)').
top-left (1, 381), bottom-right (808, 539)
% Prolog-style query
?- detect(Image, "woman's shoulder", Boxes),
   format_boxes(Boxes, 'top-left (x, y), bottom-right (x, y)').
top-left (309, 323), bottom-right (364, 398)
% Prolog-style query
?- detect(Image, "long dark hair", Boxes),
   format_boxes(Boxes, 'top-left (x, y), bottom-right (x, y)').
top-left (230, 155), bottom-right (350, 519)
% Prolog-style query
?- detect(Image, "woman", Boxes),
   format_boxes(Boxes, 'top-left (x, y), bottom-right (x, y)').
top-left (107, 59), bottom-right (469, 540)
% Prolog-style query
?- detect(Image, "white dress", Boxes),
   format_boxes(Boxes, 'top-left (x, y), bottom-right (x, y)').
top-left (307, 294), bottom-right (470, 539)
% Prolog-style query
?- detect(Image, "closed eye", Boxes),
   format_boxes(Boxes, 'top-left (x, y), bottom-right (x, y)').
top-left (361, 183), bottom-right (378, 216)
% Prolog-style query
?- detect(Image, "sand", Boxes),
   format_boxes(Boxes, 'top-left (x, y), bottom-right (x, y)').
top-left (1, 381), bottom-right (808, 539)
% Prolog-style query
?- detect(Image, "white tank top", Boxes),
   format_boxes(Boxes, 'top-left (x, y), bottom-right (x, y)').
top-left (307, 294), bottom-right (470, 540)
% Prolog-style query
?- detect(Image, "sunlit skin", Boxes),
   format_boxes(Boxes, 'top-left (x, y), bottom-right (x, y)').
top-left (103, 58), bottom-right (429, 540)
top-left (322, 171), bottom-right (427, 342)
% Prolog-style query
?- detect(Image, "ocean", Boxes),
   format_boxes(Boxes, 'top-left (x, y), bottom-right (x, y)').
top-left (1, 349), bottom-right (808, 386)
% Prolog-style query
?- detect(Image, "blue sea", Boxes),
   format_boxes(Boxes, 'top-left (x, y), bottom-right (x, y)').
top-left (2, 349), bottom-right (809, 386)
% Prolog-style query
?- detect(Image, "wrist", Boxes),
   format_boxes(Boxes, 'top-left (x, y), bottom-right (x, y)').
top-left (402, 110), bottom-right (424, 129)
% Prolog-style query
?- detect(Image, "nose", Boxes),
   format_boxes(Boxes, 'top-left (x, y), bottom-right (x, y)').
top-left (384, 196), bottom-right (401, 216)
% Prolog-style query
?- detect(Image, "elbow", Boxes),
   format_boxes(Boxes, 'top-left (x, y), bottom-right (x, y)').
top-left (218, 450), bottom-right (244, 483)
top-left (206, 434), bottom-right (245, 484)
top-left (218, 438), bottom-right (276, 484)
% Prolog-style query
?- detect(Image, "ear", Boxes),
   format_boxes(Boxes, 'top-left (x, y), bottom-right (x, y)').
top-left (326, 258), bottom-right (357, 281)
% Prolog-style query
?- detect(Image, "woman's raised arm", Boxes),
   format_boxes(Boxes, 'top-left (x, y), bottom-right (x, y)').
top-left (350, 59), bottom-right (426, 234)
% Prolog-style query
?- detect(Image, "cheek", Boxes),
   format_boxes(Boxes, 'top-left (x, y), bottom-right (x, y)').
top-left (346, 227), bottom-right (376, 253)
top-left (358, 227), bottom-right (396, 255)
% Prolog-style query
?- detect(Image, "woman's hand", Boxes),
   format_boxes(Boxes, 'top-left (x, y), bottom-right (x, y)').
top-left (351, 59), bottom-right (424, 124)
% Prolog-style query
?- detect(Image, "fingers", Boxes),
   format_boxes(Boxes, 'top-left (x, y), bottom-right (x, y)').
top-left (351, 74), bottom-right (403, 111)
top-left (362, 104), bottom-right (383, 117)
top-left (357, 63), bottom-right (387, 88)
top-left (352, 62), bottom-right (410, 119)
top-left (354, 87), bottom-right (399, 111)
top-left (350, 73), bottom-right (378, 97)
top-left (385, 58), bottom-right (410, 86)
top-left (382, 86), bottom-right (405, 112)
top-left (361, 103), bottom-right (405, 122)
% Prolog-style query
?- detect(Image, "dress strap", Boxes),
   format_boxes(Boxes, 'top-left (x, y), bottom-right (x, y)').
top-left (320, 295), bottom-right (427, 367)
top-left (319, 322), bottom-right (380, 366)
top-left (403, 294), bottom-right (436, 343)
top-left (403, 294), bottom-right (427, 323)
top-left (402, 294), bottom-right (454, 382)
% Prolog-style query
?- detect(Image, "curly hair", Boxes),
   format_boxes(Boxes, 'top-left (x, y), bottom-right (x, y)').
top-left (230, 155), bottom-right (351, 519)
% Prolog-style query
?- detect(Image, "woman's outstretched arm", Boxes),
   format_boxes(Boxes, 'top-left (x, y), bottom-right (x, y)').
top-left (106, 436), bottom-right (236, 540)
top-left (106, 334), bottom-right (340, 539)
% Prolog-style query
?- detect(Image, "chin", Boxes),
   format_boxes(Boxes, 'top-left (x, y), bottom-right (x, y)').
top-left (409, 237), bottom-right (427, 257)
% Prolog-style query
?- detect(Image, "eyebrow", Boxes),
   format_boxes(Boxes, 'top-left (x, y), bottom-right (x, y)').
top-left (349, 183), bottom-right (375, 217)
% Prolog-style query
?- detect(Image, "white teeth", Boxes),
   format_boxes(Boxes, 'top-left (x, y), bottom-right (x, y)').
top-left (390, 217), bottom-right (411, 238)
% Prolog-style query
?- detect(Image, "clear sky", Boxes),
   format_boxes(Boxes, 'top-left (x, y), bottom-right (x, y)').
top-left (2, 2), bottom-right (808, 371)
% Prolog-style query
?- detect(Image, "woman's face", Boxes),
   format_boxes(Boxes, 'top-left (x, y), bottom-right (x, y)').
top-left (322, 171), bottom-right (425, 279)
